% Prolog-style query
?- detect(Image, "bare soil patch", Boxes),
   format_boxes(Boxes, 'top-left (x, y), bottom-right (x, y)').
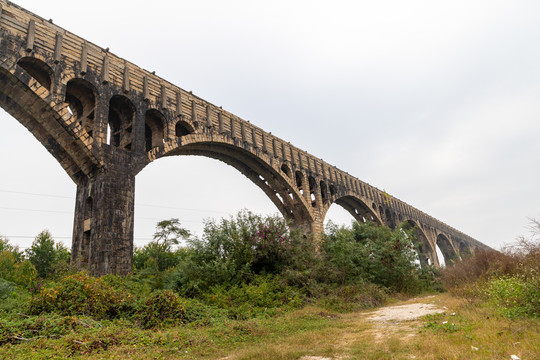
top-left (363, 299), bottom-right (445, 344)
top-left (366, 302), bottom-right (444, 322)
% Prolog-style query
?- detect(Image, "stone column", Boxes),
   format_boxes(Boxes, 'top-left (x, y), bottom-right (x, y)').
top-left (71, 147), bottom-right (138, 276)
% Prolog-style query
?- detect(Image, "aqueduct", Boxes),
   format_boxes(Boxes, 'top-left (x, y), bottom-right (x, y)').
top-left (0, 1), bottom-right (490, 275)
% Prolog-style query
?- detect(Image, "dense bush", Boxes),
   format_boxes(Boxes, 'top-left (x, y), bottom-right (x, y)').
top-left (201, 275), bottom-right (304, 319)
top-left (441, 217), bottom-right (540, 318)
top-left (28, 272), bottom-right (131, 319)
top-left (136, 290), bottom-right (185, 329)
top-left (170, 211), bottom-right (316, 296)
top-left (323, 221), bottom-right (425, 293)
top-left (313, 280), bottom-right (388, 312)
top-left (0, 278), bottom-right (15, 299)
top-left (440, 249), bottom-right (515, 291)
top-left (3, 213), bottom-right (446, 331)
top-left (486, 275), bottom-right (540, 318)
top-left (0, 248), bottom-right (37, 288)
top-left (0, 236), bottom-right (23, 262)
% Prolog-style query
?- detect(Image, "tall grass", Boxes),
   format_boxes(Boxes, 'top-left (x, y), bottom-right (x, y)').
top-left (441, 218), bottom-right (540, 318)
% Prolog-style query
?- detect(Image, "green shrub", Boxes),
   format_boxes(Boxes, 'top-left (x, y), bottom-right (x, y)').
top-left (323, 221), bottom-right (423, 293)
top-left (202, 276), bottom-right (304, 320)
top-left (171, 210), bottom-right (316, 296)
top-left (0, 250), bottom-right (37, 288)
top-left (175, 297), bottom-right (228, 325)
top-left (0, 236), bottom-right (23, 262)
top-left (0, 313), bottom-right (95, 345)
top-left (313, 281), bottom-right (388, 312)
top-left (136, 290), bottom-right (185, 329)
top-left (28, 272), bottom-right (131, 318)
top-left (486, 275), bottom-right (540, 318)
top-left (0, 278), bottom-right (15, 299)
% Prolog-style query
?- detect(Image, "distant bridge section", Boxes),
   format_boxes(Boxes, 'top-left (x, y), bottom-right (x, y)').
top-left (0, 1), bottom-right (490, 275)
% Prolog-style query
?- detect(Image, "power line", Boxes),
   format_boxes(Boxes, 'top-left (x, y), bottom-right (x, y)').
top-left (3, 235), bottom-right (156, 241)
top-left (0, 188), bottom-right (231, 215)
top-left (0, 206), bottom-right (73, 214)
top-left (0, 189), bottom-right (73, 199)
top-left (137, 203), bottom-right (228, 215)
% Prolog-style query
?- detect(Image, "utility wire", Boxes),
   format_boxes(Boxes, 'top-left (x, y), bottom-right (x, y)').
top-left (0, 189), bottom-right (73, 199)
top-left (0, 188), bottom-right (230, 215)
top-left (0, 206), bottom-right (72, 214)
top-left (4, 235), bottom-right (156, 241)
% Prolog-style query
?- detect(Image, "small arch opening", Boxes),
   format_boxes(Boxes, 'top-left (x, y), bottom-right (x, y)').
top-left (84, 196), bottom-right (93, 220)
top-left (295, 171), bottom-right (303, 189)
top-left (329, 184), bottom-right (336, 196)
top-left (175, 120), bottom-right (194, 137)
top-left (456, 239), bottom-right (469, 259)
top-left (384, 208), bottom-right (396, 229)
top-left (108, 95), bottom-right (135, 150)
top-left (320, 180), bottom-right (329, 203)
top-left (17, 57), bottom-right (53, 91)
top-left (308, 175), bottom-right (317, 206)
top-left (65, 78), bottom-right (96, 137)
top-left (145, 109), bottom-right (166, 151)
top-left (281, 163), bottom-right (291, 177)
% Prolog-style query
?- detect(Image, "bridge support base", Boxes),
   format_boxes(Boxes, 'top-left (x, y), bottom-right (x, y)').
top-left (71, 149), bottom-right (137, 276)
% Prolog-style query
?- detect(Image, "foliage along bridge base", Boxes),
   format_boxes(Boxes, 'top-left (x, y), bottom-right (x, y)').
top-left (0, 1), bottom-right (490, 275)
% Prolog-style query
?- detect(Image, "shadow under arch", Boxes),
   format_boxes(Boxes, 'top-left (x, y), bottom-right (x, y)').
top-left (403, 219), bottom-right (435, 267)
top-left (324, 194), bottom-right (383, 226)
top-left (17, 56), bottom-right (53, 91)
top-left (148, 135), bottom-right (314, 230)
top-left (436, 233), bottom-right (458, 265)
top-left (65, 78), bottom-right (97, 138)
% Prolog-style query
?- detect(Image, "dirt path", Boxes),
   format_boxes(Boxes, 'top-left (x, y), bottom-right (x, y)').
top-left (362, 297), bottom-right (445, 344)
top-left (298, 296), bottom-right (446, 360)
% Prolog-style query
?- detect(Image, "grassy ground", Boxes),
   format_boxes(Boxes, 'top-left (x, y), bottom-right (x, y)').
top-left (1, 293), bottom-right (538, 359)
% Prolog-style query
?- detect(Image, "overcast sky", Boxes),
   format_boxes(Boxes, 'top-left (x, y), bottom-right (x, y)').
top-left (1, 0), bottom-right (539, 253)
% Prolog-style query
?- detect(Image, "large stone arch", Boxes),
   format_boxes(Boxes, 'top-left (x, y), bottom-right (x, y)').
top-left (0, 61), bottom-right (100, 182)
top-left (323, 193), bottom-right (383, 226)
top-left (152, 134), bottom-right (315, 232)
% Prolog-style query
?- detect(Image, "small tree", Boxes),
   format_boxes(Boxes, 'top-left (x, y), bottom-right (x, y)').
top-left (25, 230), bottom-right (70, 279)
top-left (135, 219), bottom-right (190, 273)
top-left (0, 236), bottom-right (23, 262)
top-left (26, 230), bottom-right (56, 278)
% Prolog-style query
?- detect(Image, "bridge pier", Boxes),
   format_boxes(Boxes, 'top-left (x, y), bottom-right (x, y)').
top-left (71, 148), bottom-right (141, 276)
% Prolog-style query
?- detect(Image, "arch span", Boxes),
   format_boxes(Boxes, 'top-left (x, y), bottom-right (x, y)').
top-left (325, 194), bottom-right (383, 226)
top-left (154, 135), bottom-right (315, 231)
top-left (0, 63), bottom-right (99, 182)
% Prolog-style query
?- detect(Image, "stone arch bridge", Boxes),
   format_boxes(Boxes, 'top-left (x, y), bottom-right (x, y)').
top-left (0, 1), bottom-right (490, 275)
